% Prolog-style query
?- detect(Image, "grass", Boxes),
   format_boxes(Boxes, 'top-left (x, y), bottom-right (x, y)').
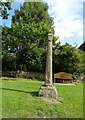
top-left (1, 77), bottom-right (84, 118)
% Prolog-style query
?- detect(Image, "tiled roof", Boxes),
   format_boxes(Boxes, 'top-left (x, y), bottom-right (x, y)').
top-left (78, 42), bottom-right (85, 51)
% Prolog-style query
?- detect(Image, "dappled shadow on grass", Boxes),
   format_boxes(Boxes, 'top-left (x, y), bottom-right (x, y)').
top-left (1, 87), bottom-right (38, 97)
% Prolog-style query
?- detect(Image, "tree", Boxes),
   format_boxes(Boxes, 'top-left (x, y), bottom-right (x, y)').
top-left (2, 1), bottom-right (59, 72)
top-left (16, 47), bottom-right (46, 72)
top-left (2, 26), bottom-right (17, 71)
top-left (54, 43), bottom-right (83, 75)
top-left (0, 2), bottom-right (12, 19)
top-left (12, 2), bottom-right (53, 25)
top-left (10, 2), bottom-right (54, 50)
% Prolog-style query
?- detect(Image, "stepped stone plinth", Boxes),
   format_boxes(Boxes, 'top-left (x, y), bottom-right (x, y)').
top-left (39, 84), bottom-right (58, 99)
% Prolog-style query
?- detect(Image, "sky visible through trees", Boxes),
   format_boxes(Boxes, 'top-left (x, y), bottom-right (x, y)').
top-left (0, 0), bottom-right (84, 47)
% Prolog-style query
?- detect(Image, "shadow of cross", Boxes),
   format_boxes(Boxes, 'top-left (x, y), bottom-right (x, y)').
top-left (1, 88), bottom-right (38, 97)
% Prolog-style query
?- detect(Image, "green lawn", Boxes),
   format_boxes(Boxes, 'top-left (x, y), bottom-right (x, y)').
top-left (1, 77), bottom-right (84, 118)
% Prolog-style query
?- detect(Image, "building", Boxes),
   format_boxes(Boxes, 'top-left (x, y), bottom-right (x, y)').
top-left (78, 41), bottom-right (85, 51)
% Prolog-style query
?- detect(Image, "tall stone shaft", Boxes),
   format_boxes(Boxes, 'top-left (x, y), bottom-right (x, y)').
top-left (45, 31), bottom-right (53, 85)
top-left (38, 31), bottom-right (58, 99)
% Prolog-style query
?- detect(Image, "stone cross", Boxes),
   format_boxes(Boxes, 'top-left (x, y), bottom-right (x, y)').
top-left (45, 31), bottom-right (53, 85)
top-left (38, 31), bottom-right (58, 99)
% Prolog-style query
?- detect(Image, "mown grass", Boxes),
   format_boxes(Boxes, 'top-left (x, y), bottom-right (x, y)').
top-left (1, 77), bottom-right (84, 118)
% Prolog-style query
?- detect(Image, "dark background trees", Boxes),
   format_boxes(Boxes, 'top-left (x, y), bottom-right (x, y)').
top-left (53, 43), bottom-right (83, 75)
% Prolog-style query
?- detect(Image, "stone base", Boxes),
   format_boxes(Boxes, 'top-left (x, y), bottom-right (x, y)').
top-left (38, 84), bottom-right (58, 99)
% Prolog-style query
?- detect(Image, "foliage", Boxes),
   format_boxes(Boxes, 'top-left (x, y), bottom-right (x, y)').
top-left (2, 26), bottom-right (16, 71)
top-left (75, 49), bottom-right (85, 80)
top-left (2, 50), bottom-right (16, 71)
top-left (16, 47), bottom-right (46, 72)
top-left (2, 26), bottom-right (12, 51)
top-left (2, 2), bottom-right (59, 72)
top-left (0, 2), bottom-right (12, 19)
top-left (11, 19), bottom-right (49, 49)
top-left (53, 43), bottom-right (83, 75)
top-left (12, 2), bottom-right (53, 25)
top-left (10, 2), bottom-right (55, 49)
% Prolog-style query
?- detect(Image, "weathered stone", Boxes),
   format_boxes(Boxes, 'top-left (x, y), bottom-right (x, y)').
top-left (45, 31), bottom-right (53, 85)
top-left (38, 84), bottom-right (58, 99)
top-left (38, 31), bottom-right (58, 99)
